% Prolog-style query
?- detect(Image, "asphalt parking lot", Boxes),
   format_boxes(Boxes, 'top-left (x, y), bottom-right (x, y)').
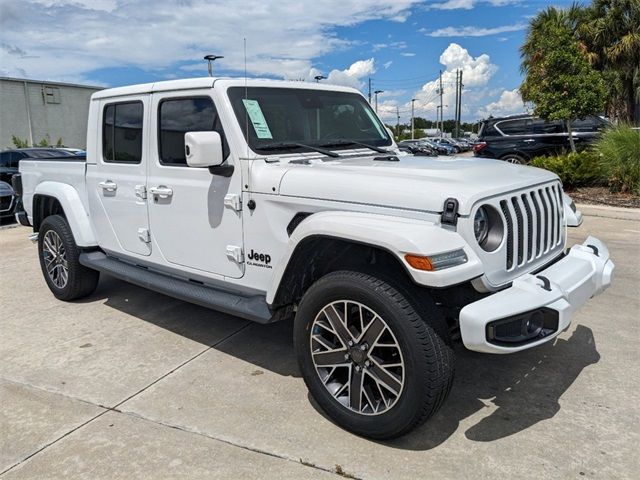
top-left (1, 207), bottom-right (638, 479)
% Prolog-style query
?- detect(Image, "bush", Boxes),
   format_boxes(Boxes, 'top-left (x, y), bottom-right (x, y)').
top-left (531, 150), bottom-right (605, 189)
top-left (595, 125), bottom-right (640, 195)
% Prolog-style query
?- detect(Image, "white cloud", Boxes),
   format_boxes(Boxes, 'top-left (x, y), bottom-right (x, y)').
top-left (401, 52), bottom-right (416, 57)
top-left (0, 0), bottom-right (421, 83)
top-left (321, 58), bottom-right (376, 89)
top-left (476, 88), bottom-right (526, 118)
top-left (427, 0), bottom-right (518, 9)
top-left (429, 0), bottom-right (475, 10)
top-left (383, 60), bottom-right (393, 69)
top-left (425, 23), bottom-right (526, 37)
top-left (406, 43), bottom-right (498, 121)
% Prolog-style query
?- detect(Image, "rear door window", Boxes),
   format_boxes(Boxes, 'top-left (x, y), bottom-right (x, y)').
top-left (103, 101), bottom-right (144, 163)
top-left (531, 119), bottom-right (566, 134)
top-left (497, 119), bottom-right (529, 135)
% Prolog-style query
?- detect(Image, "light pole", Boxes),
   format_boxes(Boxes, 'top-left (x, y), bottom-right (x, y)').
top-left (204, 55), bottom-right (224, 77)
top-left (411, 98), bottom-right (417, 139)
top-left (374, 90), bottom-right (384, 113)
top-left (314, 75), bottom-right (326, 83)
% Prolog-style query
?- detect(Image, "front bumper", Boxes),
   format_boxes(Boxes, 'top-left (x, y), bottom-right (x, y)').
top-left (459, 236), bottom-right (614, 354)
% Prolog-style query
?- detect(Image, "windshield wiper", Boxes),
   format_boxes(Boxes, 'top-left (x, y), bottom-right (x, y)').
top-left (319, 140), bottom-right (391, 154)
top-left (256, 142), bottom-right (340, 158)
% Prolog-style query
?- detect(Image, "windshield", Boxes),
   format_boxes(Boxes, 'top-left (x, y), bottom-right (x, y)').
top-left (228, 87), bottom-right (392, 155)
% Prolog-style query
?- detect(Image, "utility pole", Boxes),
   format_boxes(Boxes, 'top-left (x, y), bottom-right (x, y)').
top-left (396, 106), bottom-right (400, 139)
top-left (453, 68), bottom-right (460, 137)
top-left (411, 98), bottom-right (417, 139)
top-left (374, 90), bottom-right (384, 113)
top-left (368, 78), bottom-right (372, 104)
top-left (457, 70), bottom-right (463, 137)
top-left (438, 70), bottom-right (444, 138)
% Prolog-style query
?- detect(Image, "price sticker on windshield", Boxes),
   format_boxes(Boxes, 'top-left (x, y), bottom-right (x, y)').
top-left (242, 99), bottom-right (273, 139)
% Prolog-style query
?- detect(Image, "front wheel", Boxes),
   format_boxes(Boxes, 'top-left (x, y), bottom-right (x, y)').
top-left (294, 271), bottom-right (454, 439)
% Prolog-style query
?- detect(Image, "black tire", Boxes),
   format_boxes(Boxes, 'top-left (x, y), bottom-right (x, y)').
top-left (294, 271), bottom-right (454, 439)
top-left (502, 153), bottom-right (528, 164)
top-left (38, 215), bottom-right (99, 301)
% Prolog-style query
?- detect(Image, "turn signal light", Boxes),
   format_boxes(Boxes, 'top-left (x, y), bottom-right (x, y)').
top-left (404, 254), bottom-right (434, 271)
top-left (405, 249), bottom-right (468, 271)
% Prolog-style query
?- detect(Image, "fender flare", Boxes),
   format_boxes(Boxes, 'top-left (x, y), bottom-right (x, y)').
top-left (266, 211), bottom-right (483, 304)
top-left (34, 182), bottom-right (97, 247)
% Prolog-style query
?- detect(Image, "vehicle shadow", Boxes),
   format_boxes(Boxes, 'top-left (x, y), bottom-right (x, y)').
top-left (86, 275), bottom-right (600, 450)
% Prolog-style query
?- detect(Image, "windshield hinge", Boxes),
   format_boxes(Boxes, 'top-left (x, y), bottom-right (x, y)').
top-left (224, 193), bottom-right (242, 211)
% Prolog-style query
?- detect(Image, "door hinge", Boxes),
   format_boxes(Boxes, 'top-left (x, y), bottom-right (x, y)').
top-left (224, 193), bottom-right (242, 211)
top-left (226, 245), bottom-right (244, 263)
top-left (135, 185), bottom-right (147, 200)
top-left (138, 228), bottom-right (151, 243)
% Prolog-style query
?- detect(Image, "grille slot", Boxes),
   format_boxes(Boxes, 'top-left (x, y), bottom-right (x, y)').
top-left (498, 182), bottom-right (563, 271)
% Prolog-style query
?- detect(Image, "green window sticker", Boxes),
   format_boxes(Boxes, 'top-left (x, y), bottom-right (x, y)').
top-left (242, 99), bottom-right (273, 139)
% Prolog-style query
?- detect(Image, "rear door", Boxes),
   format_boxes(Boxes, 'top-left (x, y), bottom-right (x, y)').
top-left (86, 97), bottom-right (151, 256)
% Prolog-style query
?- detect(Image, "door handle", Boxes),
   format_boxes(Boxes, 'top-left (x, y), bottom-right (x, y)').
top-left (523, 139), bottom-right (536, 143)
top-left (148, 186), bottom-right (173, 198)
top-left (98, 180), bottom-right (117, 192)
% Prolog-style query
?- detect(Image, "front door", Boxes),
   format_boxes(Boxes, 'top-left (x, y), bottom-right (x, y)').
top-left (86, 97), bottom-right (151, 256)
top-left (147, 90), bottom-right (244, 278)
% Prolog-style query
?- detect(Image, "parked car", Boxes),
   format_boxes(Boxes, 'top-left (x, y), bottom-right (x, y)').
top-left (0, 148), bottom-right (79, 183)
top-left (454, 138), bottom-right (473, 150)
top-left (433, 138), bottom-right (462, 153)
top-left (397, 140), bottom-right (437, 156)
top-left (473, 114), bottom-right (609, 163)
top-left (417, 138), bottom-right (452, 155)
top-left (0, 181), bottom-right (16, 220)
top-left (15, 77), bottom-right (614, 440)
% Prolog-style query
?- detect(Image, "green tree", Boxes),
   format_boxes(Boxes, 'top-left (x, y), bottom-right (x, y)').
top-left (11, 135), bottom-right (30, 148)
top-left (520, 9), bottom-right (606, 152)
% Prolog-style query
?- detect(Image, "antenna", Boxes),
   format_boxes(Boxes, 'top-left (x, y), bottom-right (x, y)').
top-left (204, 54), bottom-right (224, 77)
top-left (244, 38), bottom-right (248, 159)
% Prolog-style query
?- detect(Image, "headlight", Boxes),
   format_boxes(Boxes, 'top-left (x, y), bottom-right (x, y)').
top-left (473, 205), bottom-right (504, 252)
top-left (474, 207), bottom-right (489, 245)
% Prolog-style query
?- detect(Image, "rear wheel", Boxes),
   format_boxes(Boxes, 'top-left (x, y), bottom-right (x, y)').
top-left (38, 215), bottom-right (99, 301)
top-left (294, 271), bottom-right (454, 439)
top-left (502, 153), bottom-right (528, 164)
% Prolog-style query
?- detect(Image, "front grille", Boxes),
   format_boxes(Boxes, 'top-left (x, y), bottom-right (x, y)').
top-left (499, 183), bottom-right (564, 271)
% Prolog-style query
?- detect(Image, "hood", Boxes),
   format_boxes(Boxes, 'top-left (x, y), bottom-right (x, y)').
top-left (278, 154), bottom-right (558, 215)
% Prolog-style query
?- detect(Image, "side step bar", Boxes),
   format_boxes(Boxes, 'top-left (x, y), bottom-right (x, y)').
top-left (79, 251), bottom-right (273, 323)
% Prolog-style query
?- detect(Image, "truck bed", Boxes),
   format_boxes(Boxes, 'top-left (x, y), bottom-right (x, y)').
top-left (19, 156), bottom-right (88, 223)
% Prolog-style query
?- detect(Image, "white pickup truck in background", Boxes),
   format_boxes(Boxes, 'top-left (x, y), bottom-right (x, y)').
top-left (13, 77), bottom-right (614, 439)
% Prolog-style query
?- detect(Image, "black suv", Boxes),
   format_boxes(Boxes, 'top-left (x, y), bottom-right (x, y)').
top-left (473, 114), bottom-right (609, 163)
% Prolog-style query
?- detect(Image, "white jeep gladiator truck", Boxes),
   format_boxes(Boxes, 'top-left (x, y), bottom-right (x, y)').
top-left (14, 77), bottom-right (614, 439)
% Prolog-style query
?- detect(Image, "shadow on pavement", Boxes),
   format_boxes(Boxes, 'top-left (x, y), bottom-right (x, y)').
top-left (87, 275), bottom-right (600, 450)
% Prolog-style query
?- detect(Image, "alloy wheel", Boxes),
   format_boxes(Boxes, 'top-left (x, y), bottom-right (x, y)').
top-left (42, 230), bottom-right (69, 289)
top-left (310, 300), bottom-right (405, 415)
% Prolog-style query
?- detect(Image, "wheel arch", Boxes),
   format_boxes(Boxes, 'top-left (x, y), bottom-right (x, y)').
top-left (33, 182), bottom-right (97, 247)
top-left (267, 211), bottom-right (483, 308)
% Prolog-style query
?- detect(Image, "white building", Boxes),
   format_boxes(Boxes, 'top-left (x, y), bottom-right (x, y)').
top-left (0, 77), bottom-right (103, 150)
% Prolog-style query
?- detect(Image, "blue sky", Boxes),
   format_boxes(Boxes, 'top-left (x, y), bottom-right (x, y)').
top-left (0, 0), bottom-right (576, 122)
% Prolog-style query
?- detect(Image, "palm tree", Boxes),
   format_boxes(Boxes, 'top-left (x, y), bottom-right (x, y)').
top-left (577, 0), bottom-right (640, 123)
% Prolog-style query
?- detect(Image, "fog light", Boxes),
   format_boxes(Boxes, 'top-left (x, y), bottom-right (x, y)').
top-left (486, 308), bottom-right (559, 347)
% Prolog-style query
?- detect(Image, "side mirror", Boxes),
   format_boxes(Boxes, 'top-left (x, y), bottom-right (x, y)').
top-left (185, 131), bottom-right (224, 168)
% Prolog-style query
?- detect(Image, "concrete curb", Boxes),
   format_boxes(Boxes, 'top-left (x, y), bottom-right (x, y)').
top-left (576, 203), bottom-right (640, 221)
